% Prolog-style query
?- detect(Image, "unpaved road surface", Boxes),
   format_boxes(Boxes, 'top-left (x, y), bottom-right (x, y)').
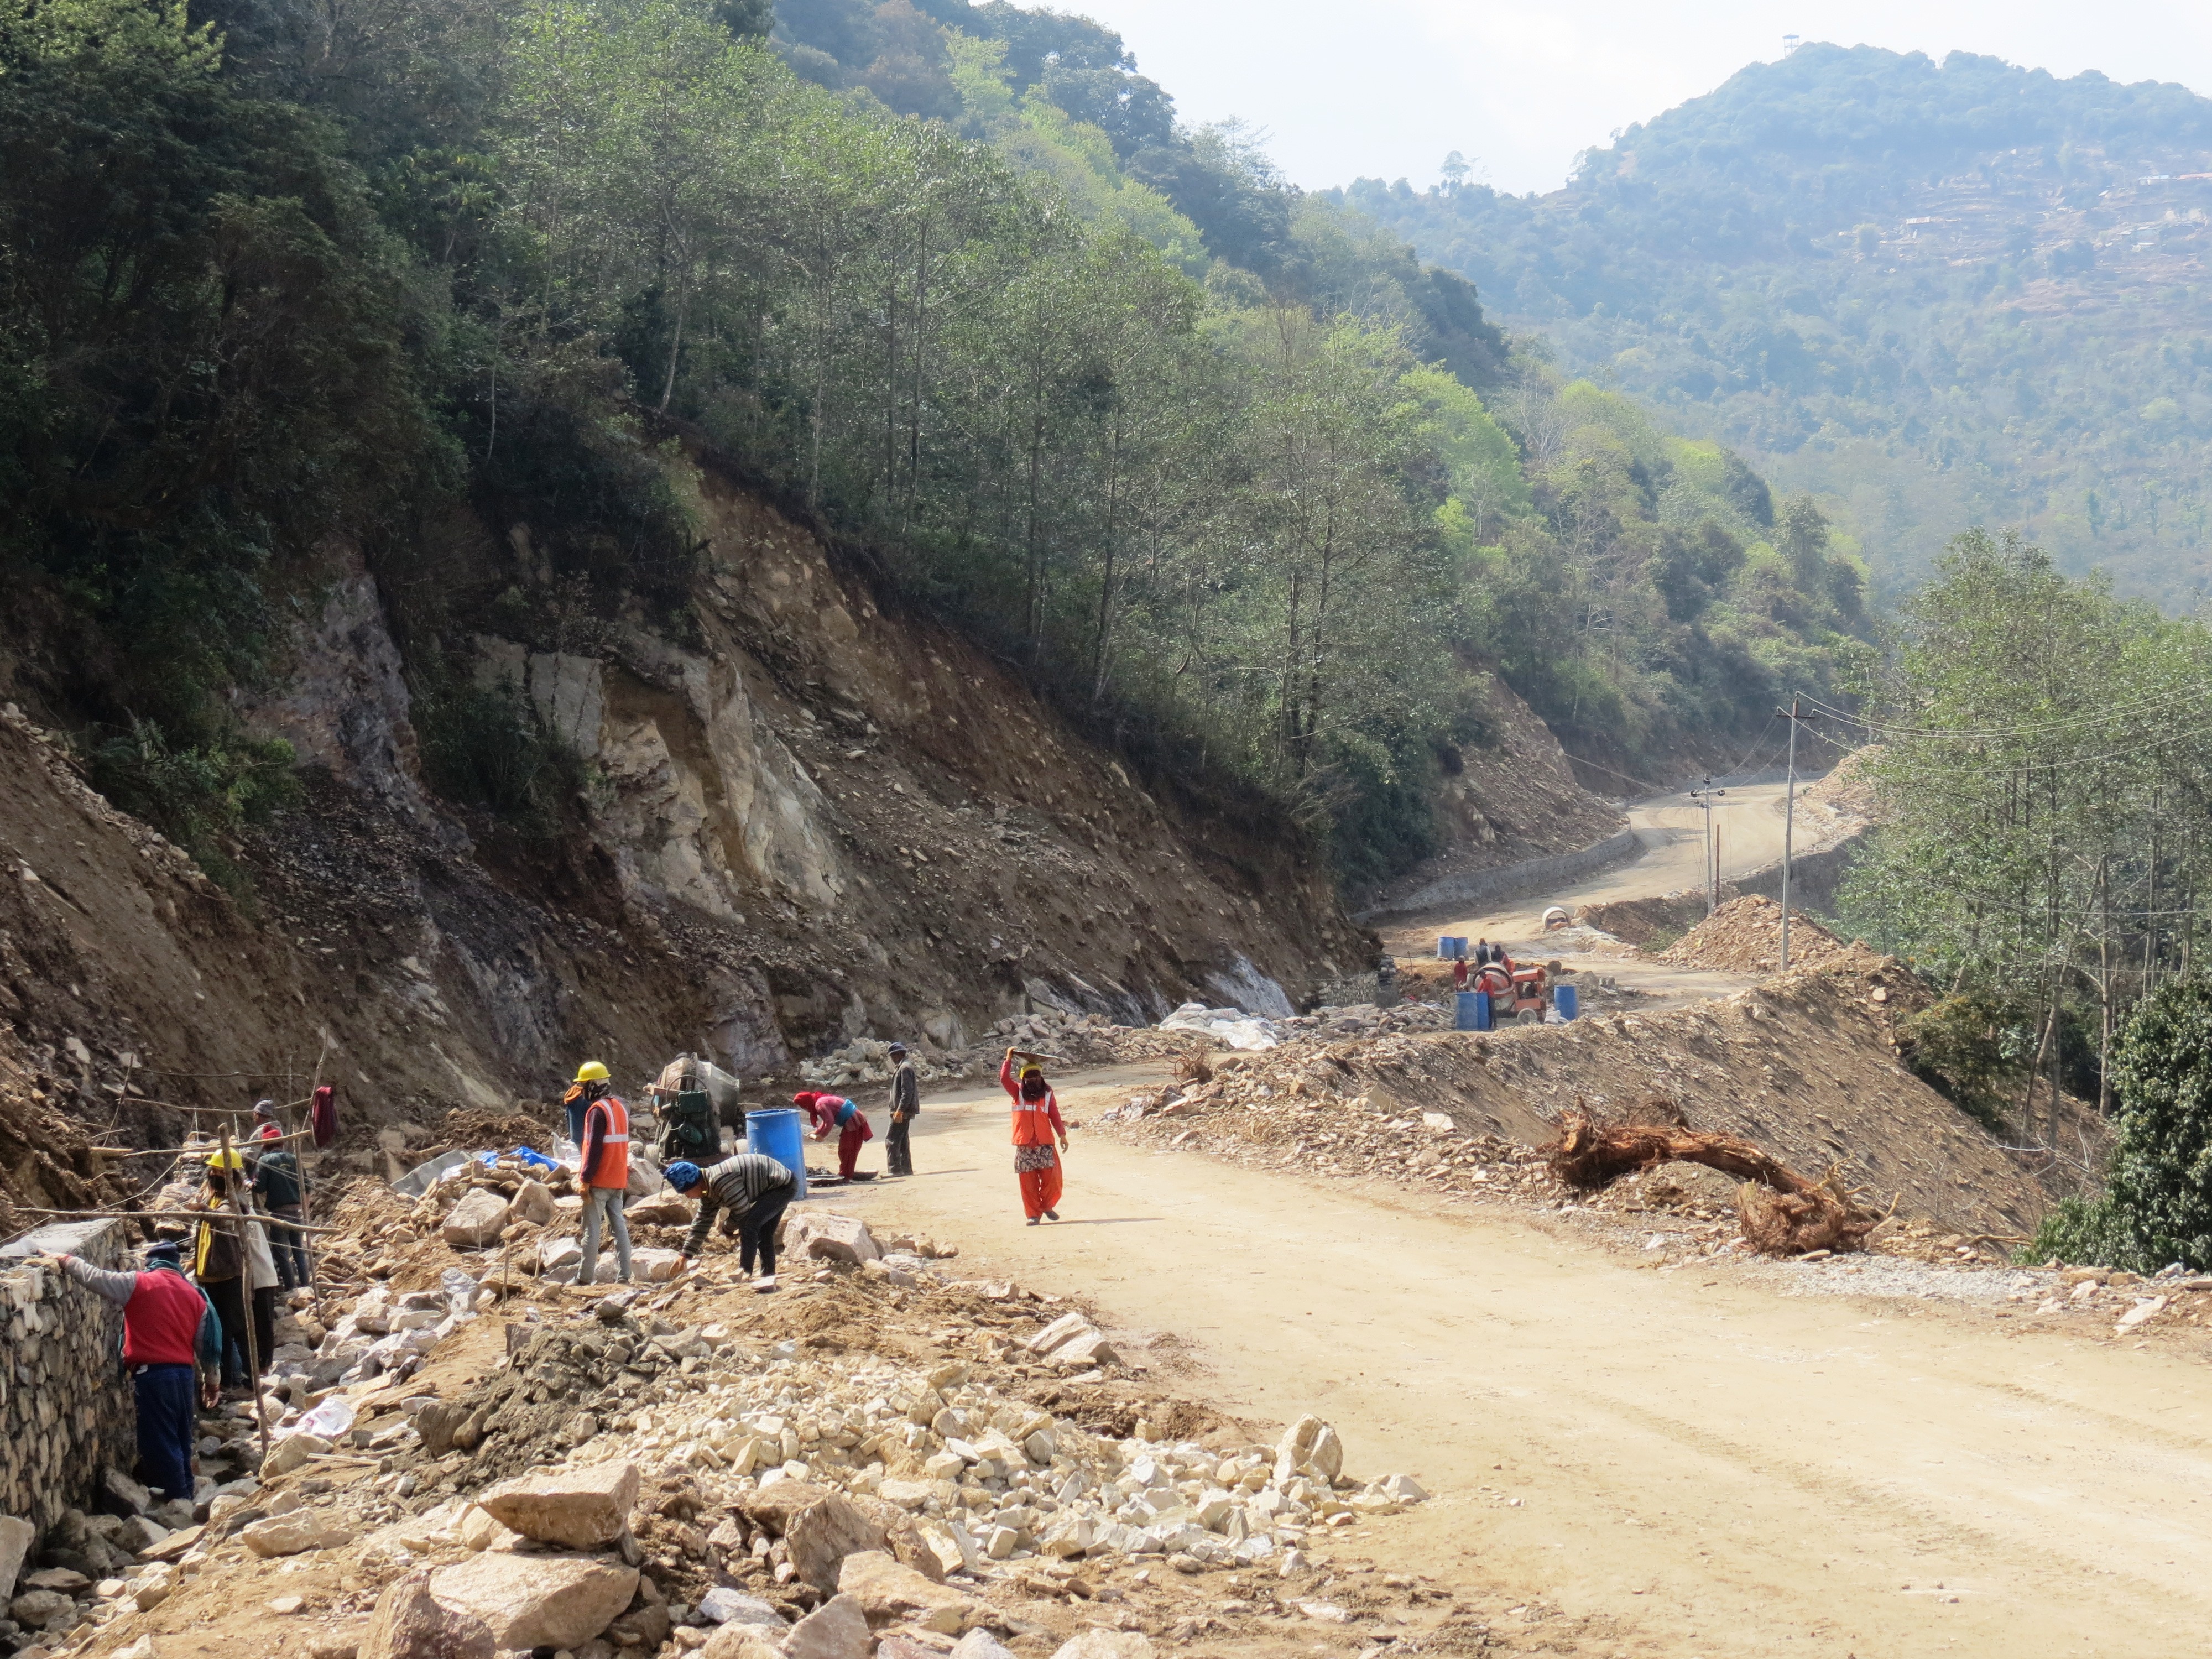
top-left (1401, 781), bottom-right (1796, 947)
top-left (1383, 781), bottom-right (1806, 1010)
top-left (838, 1076), bottom-right (2212, 1659)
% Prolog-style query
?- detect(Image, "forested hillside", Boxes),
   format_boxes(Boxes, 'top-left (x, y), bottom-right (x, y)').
top-left (1342, 45), bottom-right (2212, 605)
top-left (0, 0), bottom-right (1867, 898)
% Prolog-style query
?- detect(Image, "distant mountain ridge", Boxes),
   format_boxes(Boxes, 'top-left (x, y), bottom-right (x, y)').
top-left (1337, 44), bottom-right (2212, 603)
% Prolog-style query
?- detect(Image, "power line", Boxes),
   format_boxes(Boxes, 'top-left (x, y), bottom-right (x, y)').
top-left (1796, 684), bottom-right (2212, 742)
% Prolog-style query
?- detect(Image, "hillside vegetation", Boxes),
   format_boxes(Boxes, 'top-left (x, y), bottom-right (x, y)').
top-left (1343, 44), bottom-right (2212, 604)
top-left (0, 0), bottom-right (1866, 899)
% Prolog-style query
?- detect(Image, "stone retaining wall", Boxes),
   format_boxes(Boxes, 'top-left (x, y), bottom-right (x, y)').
top-left (0, 1219), bottom-right (135, 1554)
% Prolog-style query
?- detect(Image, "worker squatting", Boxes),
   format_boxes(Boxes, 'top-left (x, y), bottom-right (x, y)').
top-left (574, 1040), bottom-right (1074, 1291)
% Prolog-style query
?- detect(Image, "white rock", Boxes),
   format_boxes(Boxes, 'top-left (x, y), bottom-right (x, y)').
top-left (784, 1211), bottom-right (881, 1265)
top-left (697, 1587), bottom-right (786, 1630)
top-left (427, 1552), bottom-right (638, 1650)
top-left (508, 1179), bottom-right (556, 1225)
top-left (241, 1512), bottom-right (356, 1558)
top-left (1050, 1632), bottom-right (1157, 1659)
top-left (780, 1592), bottom-right (873, 1659)
top-left (952, 1631), bottom-right (1020, 1659)
top-left (477, 1461), bottom-right (639, 1548)
top-left (1274, 1416), bottom-right (1343, 1486)
top-left (1026, 1312), bottom-right (1093, 1355)
top-left (441, 1188), bottom-right (510, 1248)
top-left (2116, 1296), bottom-right (2168, 1331)
top-left (836, 1550), bottom-right (984, 1633)
top-left (1381, 1474), bottom-right (1427, 1504)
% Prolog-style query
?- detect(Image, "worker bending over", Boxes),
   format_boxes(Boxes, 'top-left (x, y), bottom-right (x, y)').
top-left (665, 1154), bottom-right (796, 1291)
top-left (795, 1090), bottom-right (872, 1180)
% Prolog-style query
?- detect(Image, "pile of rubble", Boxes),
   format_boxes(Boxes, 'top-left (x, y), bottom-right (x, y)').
top-left (1658, 897), bottom-right (1866, 977)
top-left (2, 1191), bottom-right (1436, 1659)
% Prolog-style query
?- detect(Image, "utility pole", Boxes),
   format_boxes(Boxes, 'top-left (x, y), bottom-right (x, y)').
top-left (1689, 775), bottom-right (1725, 915)
top-left (1778, 698), bottom-right (1811, 970)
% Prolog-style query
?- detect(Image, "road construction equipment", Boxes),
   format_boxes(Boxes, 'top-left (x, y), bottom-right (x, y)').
top-left (1472, 959), bottom-right (1564, 1023)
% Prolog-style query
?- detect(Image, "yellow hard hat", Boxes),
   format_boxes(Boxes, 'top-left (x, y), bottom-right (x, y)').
top-left (575, 1060), bottom-right (611, 1083)
top-left (204, 1149), bottom-right (244, 1170)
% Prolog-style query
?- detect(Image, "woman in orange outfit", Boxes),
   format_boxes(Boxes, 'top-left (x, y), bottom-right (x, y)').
top-left (999, 1048), bottom-right (1068, 1224)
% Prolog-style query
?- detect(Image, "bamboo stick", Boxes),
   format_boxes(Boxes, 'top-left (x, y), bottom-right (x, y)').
top-left (9, 1207), bottom-right (341, 1234)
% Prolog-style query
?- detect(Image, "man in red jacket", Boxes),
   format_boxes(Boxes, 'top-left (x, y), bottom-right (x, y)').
top-left (43, 1239), bottom-right (220, 1500)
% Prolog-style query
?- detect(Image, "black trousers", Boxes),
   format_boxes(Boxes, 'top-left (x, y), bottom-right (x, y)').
top-left (885, 1115), bottom-right (914, 1176)
top-left (738, 1186), bottom-right (795, 1276)
top-left (204, 1276), bottom-right (250, 1385)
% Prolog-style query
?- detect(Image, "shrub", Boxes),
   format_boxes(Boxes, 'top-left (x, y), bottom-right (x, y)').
top-left (2026, 975), bottom-right (2212, 1270)
top-left (87, 717), bottom-right (300, 891)
top-left (1895, 992), bottom-right (2022, 1132)
top-left (413, 680), bottom-right (585, 831)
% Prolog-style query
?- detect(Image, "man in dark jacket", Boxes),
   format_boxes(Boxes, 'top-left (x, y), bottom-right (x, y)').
top-left (665, 1154), bottom-right (796, 1291)
top-left (251, 1143), bottom-right (309, 1290)
top-left (884, 1042), bottom-right (919, 1177)
top-left (43, 1240), bottom-right (221, 1500)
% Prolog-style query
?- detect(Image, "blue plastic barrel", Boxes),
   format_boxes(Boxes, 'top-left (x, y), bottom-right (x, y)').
top-left (1555, 984), bottom-right (1579, 1021)
top-left (746, 1107), bottom-right (807, 1199)
top-left (1457, 990), bottom-right (1490, 1031)
top-left (1438, 936), bottom-right (1454, 959)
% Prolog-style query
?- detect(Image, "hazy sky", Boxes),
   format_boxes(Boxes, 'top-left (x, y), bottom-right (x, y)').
top-left (1072, 1), bottom-right (2212, 196)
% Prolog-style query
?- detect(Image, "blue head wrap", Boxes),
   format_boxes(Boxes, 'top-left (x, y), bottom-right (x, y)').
top-left (665, 1161), bottom-right (702, 1191)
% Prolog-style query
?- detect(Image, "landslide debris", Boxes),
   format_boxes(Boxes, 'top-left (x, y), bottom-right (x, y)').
top-left (1658, 896), bottom-right (1860, 976)
top-left (38, 1179), bottom-right (1476, 1659)
top-left (1095, 948), bottom-right (2086, 1241)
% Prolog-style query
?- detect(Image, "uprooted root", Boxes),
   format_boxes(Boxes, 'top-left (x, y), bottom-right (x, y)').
top-left (1547, 1097), bottom-right (1881, 1256)
top-left (1737, 1171), bottom-right (1883, 1255)
top-left (1549, 1098), bottom-right (1802, 1191)
top-left (1173, 1051), bottom-right (1214, 1087)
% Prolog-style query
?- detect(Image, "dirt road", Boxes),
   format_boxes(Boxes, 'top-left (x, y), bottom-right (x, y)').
top-left (837, 1077), bottom-right (2212, 1659)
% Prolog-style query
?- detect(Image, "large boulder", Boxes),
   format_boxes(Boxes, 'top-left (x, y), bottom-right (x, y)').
top-left (625, 1190), bottom-right (693, 1225)
top-left (781, 1593), bottom-right (874, 1659)
top-left (428, 1552), bottom-right (638, 1651)
top-left (1025, 1312), bottom-right (1093, 1355)
top-left (0, 1515), bottom-right (33, 1596)
top-left (1051, 1329), bottom-right (1120, 1368)
top-left (1274, 1415), bottom-right (1344, 1486)
top-left (784, 1212), bottom-right (880, 1266)
top-left (508, 1179), bottom-right (556, 1225)
top-left (361, 1572), bottom-right (495, 1659)
top-left (836, 1550), bottom-right (986, 1634)
top-left (476, 1460), bottom-right (639, 1548)
top-left (260, 1432), bottom-right (332, 1478)
top-left (441, 1188), bottom-right (510, 1248)
top-left (739, 1481), bottom-right (892, 1594)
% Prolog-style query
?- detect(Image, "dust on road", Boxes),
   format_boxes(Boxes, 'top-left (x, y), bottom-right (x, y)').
top-left (833, 1070), bottom-right (2212, 1659)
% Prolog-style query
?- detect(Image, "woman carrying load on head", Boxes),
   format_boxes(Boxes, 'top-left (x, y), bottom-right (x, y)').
top-left (999, 1048), bottom-right (1068, 1225)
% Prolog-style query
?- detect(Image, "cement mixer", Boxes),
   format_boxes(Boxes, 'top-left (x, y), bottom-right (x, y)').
top-left (1472, 957), bottom-right (1561, 1024)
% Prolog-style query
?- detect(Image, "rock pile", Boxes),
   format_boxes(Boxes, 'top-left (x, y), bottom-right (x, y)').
top-left (1658, 896), bottom-right (1864, 977)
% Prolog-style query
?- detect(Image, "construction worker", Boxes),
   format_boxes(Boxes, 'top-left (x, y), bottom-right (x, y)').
top-left (1452, 956), bottom-right (1470, 992)
top-left (795, 1091), bottom-right (873, 1180)
top-left (665, 1154), bottom-right (796, 1291)
top-left (188, 1155), bottom-right (252, 1388)
top-left (39, 1239), bottom-right (221, 1500)
top-left (251, 1133), bottom-right (309, 1291)
top-left (250, 1099), bottom-right (283, 1144)
top-left (576, 1076), bottom-right (633, 1285)
top-left (884, 1042), bottom-right (919, 1177)
top-left (999, 1048), bottom-right (1068, 1224)
top-left (564, 1060), bottom-right (613, 1148)
top-left (1474, 937), bottom-right (1503, 967)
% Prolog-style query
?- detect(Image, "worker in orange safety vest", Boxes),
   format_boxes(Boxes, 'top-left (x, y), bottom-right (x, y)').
top-left (576, 1068), bottom-right (633, 1285)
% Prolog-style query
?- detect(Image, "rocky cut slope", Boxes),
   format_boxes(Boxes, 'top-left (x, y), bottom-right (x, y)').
top-left (0, 458), bottom-right (1370, 1175)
